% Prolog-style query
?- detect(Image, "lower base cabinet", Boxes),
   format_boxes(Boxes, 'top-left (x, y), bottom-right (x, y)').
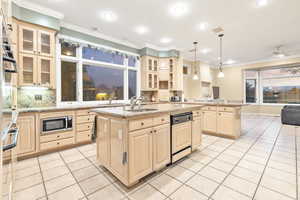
top-left (153, 124), bottom-right (170, 170)
top-left (17, 114), bottom-right (36, 156)
top-left (192, 116), bottom-right (202, 151)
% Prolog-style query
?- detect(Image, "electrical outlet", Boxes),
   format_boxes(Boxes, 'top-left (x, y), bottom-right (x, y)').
top-left (35, 95), bottom-right (42, 101)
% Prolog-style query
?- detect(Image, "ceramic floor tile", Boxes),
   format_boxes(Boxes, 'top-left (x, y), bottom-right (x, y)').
top-left (237, 159), bottom-right (265, 173)
top-left (231, 166), bottom-right (262, 184)
top-left (38, 153), bottom-right (62, 164)
top-left (129, 184), bottom-right (166, 200)
top-left (40, 159), bottom-right (65, 171)
top-left (13, 184), bottom-right (46, 200)
top-left (189, 153), bottom-right (214, 164)
top-left (254, 186), bottom-right (295, 200)
top-left (186, 174), bottom-right (219, 196)
top-left (15, 165), bottom-right (41, 180)
top-left (165, 165), bottom-right (195, 183)
top-left (45, 173), bottom-right (76, 195)
top-left (177, 158), bottom-right (205, 172)
top-left (264, 167), bottom-right (296, 185)
top-left (68, 158), bottom-right (92, 171)
top-left (149, 174), bottom-right (182, 196)
top-left (62, 153), bottom-right (85, 163)
top-left (113, 179), bottom-right (148, 196)
top-left (15, 158), bottom-right (39, 170)
top-left (243, 154), bottom-right (268, 165)
top-left (208, 159), bottom-right (235, 173)
top-left (88, 184), bottom-right (125, 200)
top-left (15, 173), bottom-right (43, 192)
top-left (79, 173), bottom-right (111, 195)
top-left (73, 165), bottom-right (101, 182)
top-left (48, 184), bottom-right (85, 200)
top-left (223, 175), bottom-right (257, 197)
top-left (216, 153), bottom-right (240, 165)
top-left (60, 148), bottom-right (80, 157)
top-left (169, 185), bottom-right (208, 200)
top-left (42, 165), bottom-right (70, 181)
top-left (198, 166), bottom-right (227, 183)
top-left (212, 185), bottom-right (251, 200)
top-left (260, 175), bottom-right (296, 199)
top-left (267, 160), bottom-right (296, 174)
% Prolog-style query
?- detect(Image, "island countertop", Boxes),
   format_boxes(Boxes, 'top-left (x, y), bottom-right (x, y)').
top-left (91, 103), bottom-right (204, 118)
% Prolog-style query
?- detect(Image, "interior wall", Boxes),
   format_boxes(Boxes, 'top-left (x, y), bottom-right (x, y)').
top-left (183, 60), bottom-right (201, 100)
top-left (213, 57), bottom-right (300, 115)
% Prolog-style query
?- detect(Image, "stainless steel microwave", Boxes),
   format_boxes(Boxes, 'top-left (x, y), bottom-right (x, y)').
top-left (41, 116), bottom-right (73, 134)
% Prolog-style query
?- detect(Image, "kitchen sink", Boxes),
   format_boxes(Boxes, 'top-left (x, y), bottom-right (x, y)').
top-left (125, 108), bottom-right (158, 112)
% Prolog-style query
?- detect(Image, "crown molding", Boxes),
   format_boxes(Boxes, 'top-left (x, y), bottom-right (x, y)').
top-left (13, 0), bottom-right (64, 19)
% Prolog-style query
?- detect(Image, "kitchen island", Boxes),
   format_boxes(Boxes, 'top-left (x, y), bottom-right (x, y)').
top-left (92, 103), bottom-right (203, 187)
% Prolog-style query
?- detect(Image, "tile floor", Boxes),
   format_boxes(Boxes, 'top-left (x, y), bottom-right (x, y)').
top-left (3, 115), bottom-right (300, 200)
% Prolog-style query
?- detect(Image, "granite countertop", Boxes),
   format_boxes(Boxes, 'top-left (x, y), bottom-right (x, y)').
top-left (91, 103), bottom-right (204, 118)
top-left (181, 101), bottom-right (247, 107)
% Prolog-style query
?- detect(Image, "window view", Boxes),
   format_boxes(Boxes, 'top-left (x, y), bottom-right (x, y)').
top-left (128, 56), bottom-right (137, 67)
top-left (128, 70), bottom-right (137, 99)
top-left (61, 42), bottom-right (77, 57)
top-left (82, 65), bottom-right (124, 101)
top-left (245, 70), bottom-right (258, 103)
top-left (61, 61), bottom-right (77, 101)
top-left (82, 47), bottom-right (124, 65)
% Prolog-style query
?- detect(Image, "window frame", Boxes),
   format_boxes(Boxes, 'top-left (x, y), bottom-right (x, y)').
top-left (243, 68), bottom-right (300, 106)
top-left (56, 35), bottom-right (140, 105)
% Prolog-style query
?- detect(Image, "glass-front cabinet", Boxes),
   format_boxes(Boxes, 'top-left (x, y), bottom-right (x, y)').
top-left (17, 21), bottom-right (56, 88)
top-left (141, 56), bottom-right (159, 90)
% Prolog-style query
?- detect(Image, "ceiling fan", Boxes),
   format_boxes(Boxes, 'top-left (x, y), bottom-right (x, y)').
top-left (272, 45), bottom-right (287, 58)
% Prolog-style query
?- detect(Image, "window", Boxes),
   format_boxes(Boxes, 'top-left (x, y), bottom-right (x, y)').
top-left (58, 38), bottom-right (139, 104)
top-left (244, 70), bottom-right (258, 103)
top-left (128, 70), bottom-right (137, 99)
top-left (244, 66), bottom-right (300, 105)
top-left (82, 65), bottom-right (124, 101)
top-left (61, 61), bottom-right (77, 101)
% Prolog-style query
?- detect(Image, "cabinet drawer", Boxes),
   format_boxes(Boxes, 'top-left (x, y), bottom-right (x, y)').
top-left (40, 131), bottom-right (74, 143)
top-left (202, 106), bottom-right (216, 111)
top-left (77, 131), bottom-right (92, 143)
top-left (129, 118), bottom-right (153, 131)
top-left (193, 110), bottom-right (201, 117)
top-left (217, 107), bottom-right (234, 112)
top-left (77, 123), bottom-right (93, 132)
top-left (153, 115), bottom-right (170, 126)
top-left (76, 115), bottom-right (95, 124)
top-left (77, 109), bottom-right (93, 116)
top-left (40, 137), bottom-right (74, 151)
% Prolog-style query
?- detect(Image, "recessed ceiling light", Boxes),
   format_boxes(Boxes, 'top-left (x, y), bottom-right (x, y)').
top-left (99, 10), bottom-right (118, 22)
top-left (198, 22), bottom-right (209, 31)
top-left (200, 48), bottom-right (212, 54)
top-left (160, 37), bottom-right (172, 44)
top-left (169, 2), bottom-right (189, 17)
top-left (134, 25), bottom-right (149, 35)
top-left (256, 0), bottom-right (268, 7)
top-left (225, 59), bottom-right (236, 64)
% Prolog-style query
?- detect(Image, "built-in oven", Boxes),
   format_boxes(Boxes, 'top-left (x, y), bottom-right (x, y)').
top-left (41, 116), bottom-right (73, 134)
top-left (170, 112), bottom-right (193, 163)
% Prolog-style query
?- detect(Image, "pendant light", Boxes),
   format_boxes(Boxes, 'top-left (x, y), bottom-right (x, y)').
top-left (192, 41), bottom-right (199, 80)
top-left (217, 34), bottom-right (225, 78)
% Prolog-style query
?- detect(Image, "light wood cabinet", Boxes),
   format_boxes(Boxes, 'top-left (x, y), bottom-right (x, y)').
top-left (171, 121), bottom-right (192, 153)
top-left (153, 124), bottom-right (170, 170)
top-left (217, 112), bottom-right (234, 136)
top-left (17, 21), bottom-right (56, 88)
top-left (141, 56), bottom-right (159, 91)
top-left (202, 111), bottom-right (217, 133)
top-left (129, 128), bottom-right (153, 183)
top-left (97, 117), bottom-right (110, 168)
top-left (16, 114), bottom-right (36, 156)
top-left (192, 116), bottom-right (202, 151)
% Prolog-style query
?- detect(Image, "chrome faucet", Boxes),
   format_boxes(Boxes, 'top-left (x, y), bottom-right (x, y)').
top-left (130, 96), bottom-right (144, 110)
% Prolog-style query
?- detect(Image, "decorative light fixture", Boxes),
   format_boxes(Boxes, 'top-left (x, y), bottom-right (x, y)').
top-left (169, 2), bottom-right (189, 17)
top-left (217, 33), bottom-right (225, 78)
top-left (192, 41), bottom-right (199, 80)
top-left (100, 10), bottom-right (118, 22)
top-left (273, 45), bottom-right (286, 58)
top-left (160, 37), bottom-right (172, 44)
top-left (134, 25), bottom-right (149, 35)
top-left (198, 22), bottom-right (209, 31)
top-left (256, 0), bottom-right (268, 7)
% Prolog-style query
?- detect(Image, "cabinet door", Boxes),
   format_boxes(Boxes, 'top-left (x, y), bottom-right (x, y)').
top-left (97, 117), bottom-right (110, 168)
top-left (19, 25), bottom-right (37, 54)
top-left (17, 114), bottom-right (36, 156)
top-left (19, 53), bottom-right (38, 86)
top-left (38, 30), bottom-right (55, 57)
top-left (153, 124), bottom-right (170, 170)
top-left (129, 128), bottom-right (153, 183)
top-left (172, 121), bottom-right (192, 154)
top-left (153, 74), bottom-right (158, 89)
top-left (38, 56), bottom-right (55, 88)
top-left (192, 117), bottom-right (202, 151)
top-left (147, 73), bottom-right (153, 89)
top-left (202, 111), bottom-right (217, 133)
top-left (110, 120), bottom-right (127, 180)
top-left (217, 112), bottom-right (234, 136)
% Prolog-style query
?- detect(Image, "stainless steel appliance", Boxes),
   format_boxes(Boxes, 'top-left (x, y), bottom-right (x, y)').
top-left (41, 116), bottom-right (73, 134)
top-left (170, 112), bottom-right (192, 163)
top-left (1, 1), bottom-right (18, 198)
top-left (170, 95), bottom-right (181, 102)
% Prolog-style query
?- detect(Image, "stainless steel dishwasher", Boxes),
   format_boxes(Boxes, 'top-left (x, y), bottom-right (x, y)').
top-left (170, 112), bottom-right (193, 163)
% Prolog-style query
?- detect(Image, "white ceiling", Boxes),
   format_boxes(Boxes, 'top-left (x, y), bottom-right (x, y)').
top-left (23, 0), bottom-right (300, 65)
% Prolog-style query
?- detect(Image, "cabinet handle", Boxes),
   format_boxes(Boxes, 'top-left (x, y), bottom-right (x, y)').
top-left (150, 130), bottom-right (153, 133)
top-left (161, 119), bottom-right (164, 122)
top-left (141, 122), bottom-right (144, 126)
top-left (154, 130), bottom-right (157, 133)
top-left (57, 135), bottom-right (60, 138)
top-left (57, 142), bottom-right (60, 145)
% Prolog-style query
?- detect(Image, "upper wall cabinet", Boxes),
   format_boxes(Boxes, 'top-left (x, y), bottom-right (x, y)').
top-left (17, 21), bottom-right (56, 88)
top-left (19, 24), bottom-right (55, 57)
top-left (200, 64), bottom-right (212, 83)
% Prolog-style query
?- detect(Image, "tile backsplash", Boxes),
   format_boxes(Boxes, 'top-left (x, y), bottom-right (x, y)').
top-left (17, 88), bottom-right (56, 108)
